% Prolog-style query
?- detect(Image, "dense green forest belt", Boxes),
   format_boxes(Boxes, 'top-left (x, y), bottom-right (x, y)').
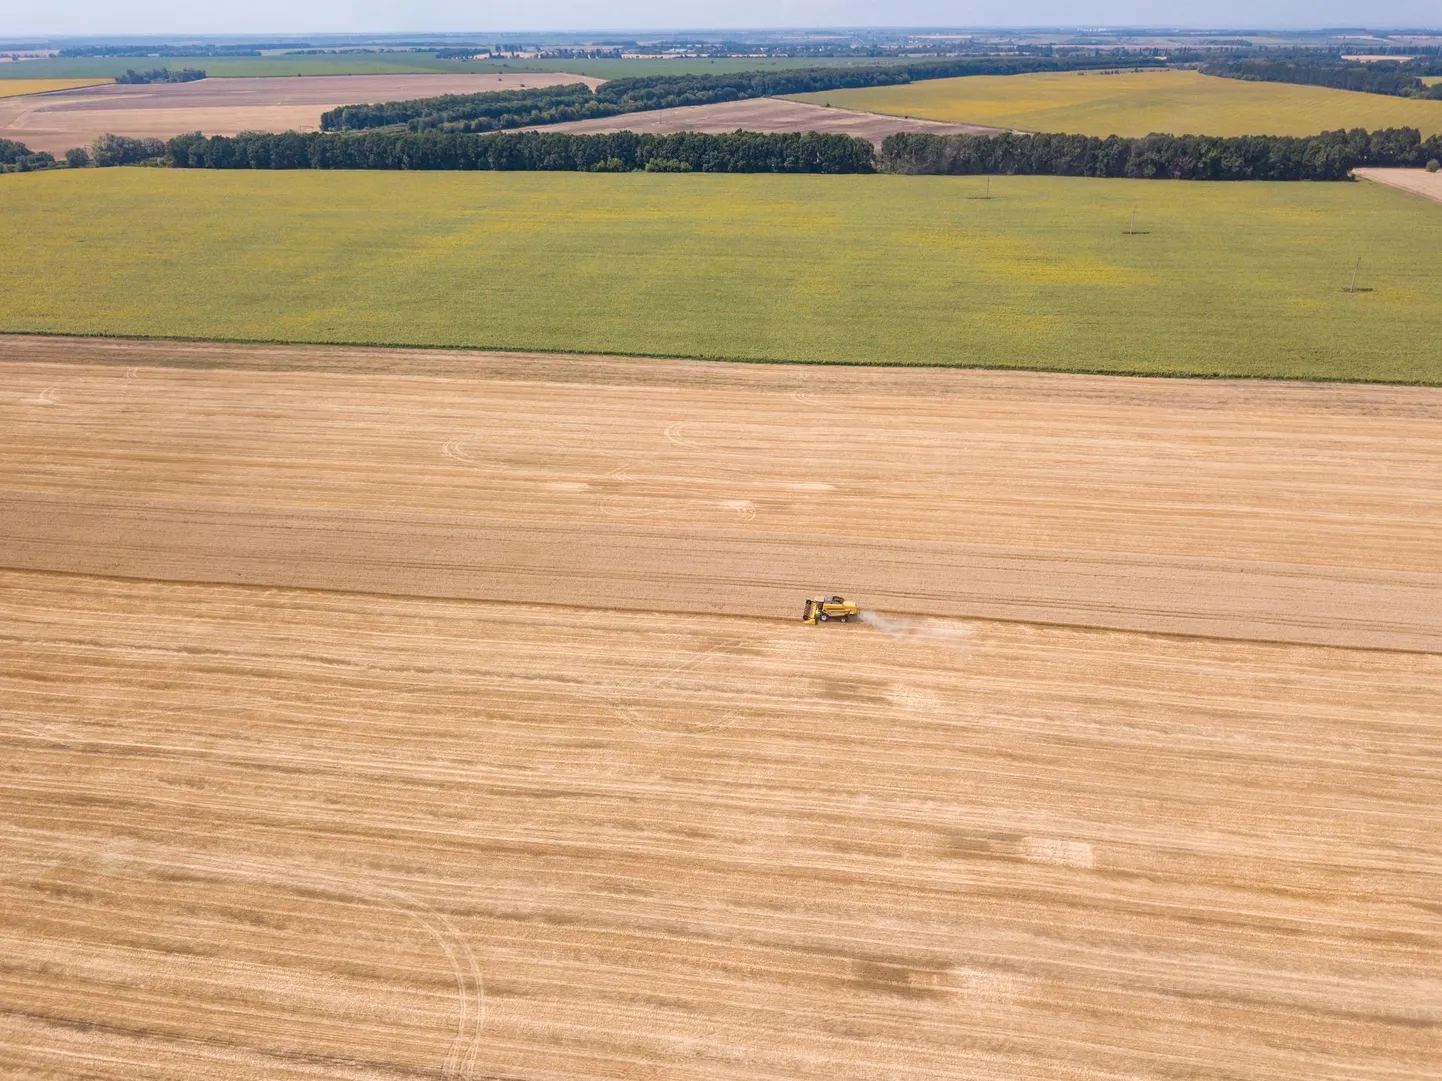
top-left (1201, 57), bottom-right (1442, 99)
top-left (319, 55), bottom-right (1170, 133)
top-left (165, 130), bottom-right (876, 173)
top-left (881, 127), bottom-right (1442, 180)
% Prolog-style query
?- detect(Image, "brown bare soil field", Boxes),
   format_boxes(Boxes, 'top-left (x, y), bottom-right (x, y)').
top-left (1354, 166), bottom-right (1442, 206)
top-left (524, 97), bottom-right (1006, 143)
top-left (0, 73), bottom-right (599, 155)
top-left (1, 335), bottom-right (1440, 1079)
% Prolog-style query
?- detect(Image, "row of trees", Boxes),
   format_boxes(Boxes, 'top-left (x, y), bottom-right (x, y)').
top-left (1200, 56), bottom-right (1442, 99)
top-left (114, 67), bottom-right (207, 85)
top-left (322, 82), bottom-right (596, 133)
top-left (0, 138), bottom-right (56, 172)
top-left (321, 54), bottom-right (1169, 133)
top-left (165, 129), bottom-right (878, 173)
top-left (0, 133), bottom-right (172, 172)
top-left (879, 127), bottom-right (1442, 180)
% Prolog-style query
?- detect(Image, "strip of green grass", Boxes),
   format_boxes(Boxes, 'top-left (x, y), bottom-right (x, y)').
top-left (1, 169), bottom-right (1438, 382)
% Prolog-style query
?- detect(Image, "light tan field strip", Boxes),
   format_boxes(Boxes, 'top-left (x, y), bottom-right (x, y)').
top-left (521, 97), bottom-right (1008, 144)
top-left (1, 336), bottom-right (1439, 652)
top-left (1355, 166), bottom-right (1442, 207)
top-left (1, 570), bottom-right (1438, 1080)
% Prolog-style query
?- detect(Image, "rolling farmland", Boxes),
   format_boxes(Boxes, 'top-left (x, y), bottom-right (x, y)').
top-left (791, 69), bottom-right (1442, 137)
top-left (0, 73), bottom-right (598, 156)
top-left (1, 335), bottom-right (1440, 1080)
top-left (2, 170), bottom-right (1441, 382)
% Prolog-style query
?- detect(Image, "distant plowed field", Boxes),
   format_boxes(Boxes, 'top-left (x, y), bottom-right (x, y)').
top-left (0, 72), bottom-right (599, 155)
top-left (523, 97), bottom-right (1007, 143)
top-left (1, 336), bottom-right (1439, 1080)
top-left (791, 69), bottom-right (1442, 137)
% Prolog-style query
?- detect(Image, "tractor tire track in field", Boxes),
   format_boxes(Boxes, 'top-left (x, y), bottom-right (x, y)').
top-left (1, 823), bottom-right (486, 1079)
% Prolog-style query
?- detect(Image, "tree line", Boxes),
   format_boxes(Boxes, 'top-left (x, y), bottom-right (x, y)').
top-left (320, 54), bottom-right (1169, 133)
top-left (879, 127), bottom-right (1442, 180)
top-left (0, 138), bottom-right (56, 173)
top-left (164, 129), bottom-right (877, 173)
top-left (1200, 56), bottom-right (1442, 99)
top-left (114, 67), bottom-right (207, 85)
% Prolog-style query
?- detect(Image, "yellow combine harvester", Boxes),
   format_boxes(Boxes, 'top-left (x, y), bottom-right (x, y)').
top-left (802, 595), bottom-right (859, 625)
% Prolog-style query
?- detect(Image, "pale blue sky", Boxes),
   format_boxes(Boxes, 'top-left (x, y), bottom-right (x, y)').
top-left (4, 1), bottom-right (1438, 38)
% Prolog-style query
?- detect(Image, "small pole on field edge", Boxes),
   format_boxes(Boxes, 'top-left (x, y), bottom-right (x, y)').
top-left (1347, 257), bottom-right (1360, 294)
top-left (1128, 209), bottom-right (1136, 235)
top-left (985, 175), bottom-right (990, 199)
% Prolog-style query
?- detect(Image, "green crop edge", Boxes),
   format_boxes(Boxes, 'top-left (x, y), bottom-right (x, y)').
top-left (2, 328), bottom-right (1438, 388)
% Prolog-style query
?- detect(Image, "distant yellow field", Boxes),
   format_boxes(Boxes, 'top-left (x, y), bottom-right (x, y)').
top-left (0, 78), bottom-right (111, 99)
top-left (791, 69), bottom-right (1442, 137)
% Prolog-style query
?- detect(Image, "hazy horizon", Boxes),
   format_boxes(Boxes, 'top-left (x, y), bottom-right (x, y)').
top-left (5, 1), bottom-right (1440, 40)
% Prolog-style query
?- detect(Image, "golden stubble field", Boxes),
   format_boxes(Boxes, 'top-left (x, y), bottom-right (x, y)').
top-left (2, 335), bottom-right (1440, 1080)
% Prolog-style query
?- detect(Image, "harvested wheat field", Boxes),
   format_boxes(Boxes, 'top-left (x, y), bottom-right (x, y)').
top-left (0, 72), bottom-right (598, 155)
top-left (1355, 166), bottom-right (1442, 206)
top-left (1, 335), bottom-right (1440, 1081)
top-left (525, 97), bottom-right (1006, 143)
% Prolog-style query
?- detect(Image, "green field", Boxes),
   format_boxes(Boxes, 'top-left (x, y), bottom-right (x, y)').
top-left (0, 55), bottom-right (894, 81)
top-left (792, 69), bottom-right (1442, 137)
top-left (1, 169), bottom-right (1438, 382)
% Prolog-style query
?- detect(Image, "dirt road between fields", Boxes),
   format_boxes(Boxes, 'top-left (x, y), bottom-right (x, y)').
top-left (1354, 166), bottom-right (1442, 206)
top-left (0, 570), bottom-right (1437, 1081)
top-left (0, 72), bottom-right (601, 155)
top-left (1, 335), bottom-right (1439, 651)
top-left (525, 96), bottom-right (1007, 143)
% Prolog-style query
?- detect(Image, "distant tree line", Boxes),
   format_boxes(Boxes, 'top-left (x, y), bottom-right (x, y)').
top-left (57, 43), bottom-right (296, 57)
top-left (114, 67), bottom-right (207, 85)
top-left (324, 82), bottom-right (597, 133)
top-left (165, 129), bottom-right (877, 172)
top-left (880, 127), bottom-right (1442, 180)
top-left (320, 54), bottom-right (1169, 133)
top-left (1201, 56), bottom-right (1442, 99)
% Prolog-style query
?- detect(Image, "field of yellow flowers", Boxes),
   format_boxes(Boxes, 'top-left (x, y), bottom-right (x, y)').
top-left (1, 167), bottom-right (1438, 381)
top-left (0, 78), bottom-right (112, 99)
top-left (792, 69), bottom-right (1442, 138)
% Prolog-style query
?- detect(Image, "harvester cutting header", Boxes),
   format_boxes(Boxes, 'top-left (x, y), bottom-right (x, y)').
top-left (802, 595), bottom-right (859, 624)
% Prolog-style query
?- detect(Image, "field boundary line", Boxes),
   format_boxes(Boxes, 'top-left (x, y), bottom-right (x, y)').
top-left (1, 330), bottom-right (1438, 387)
top-left (4, 566), bottom-right (1437, 658)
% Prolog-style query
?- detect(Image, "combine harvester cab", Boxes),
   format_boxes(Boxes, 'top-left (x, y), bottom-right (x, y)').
top-left (803, 595), bottom-right (859, 625)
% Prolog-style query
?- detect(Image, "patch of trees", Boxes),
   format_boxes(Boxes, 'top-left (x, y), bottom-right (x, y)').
top-left (322, 82), bottom-right (598, 133)
top-left (1201, 56), bottom-right (1442, 99)
top-left (91, 133), bottom-right (167, 166)
top-left (0, 138), bottom-right (56, 173)
top-left (165, 129), bottom-right (876, 173)
top-left (879, 127), bottom-right (1442, 180)
top-left (320, 54), bottom-right (1169, 133)
top-left (115, 67), bottom-right (207, 84)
